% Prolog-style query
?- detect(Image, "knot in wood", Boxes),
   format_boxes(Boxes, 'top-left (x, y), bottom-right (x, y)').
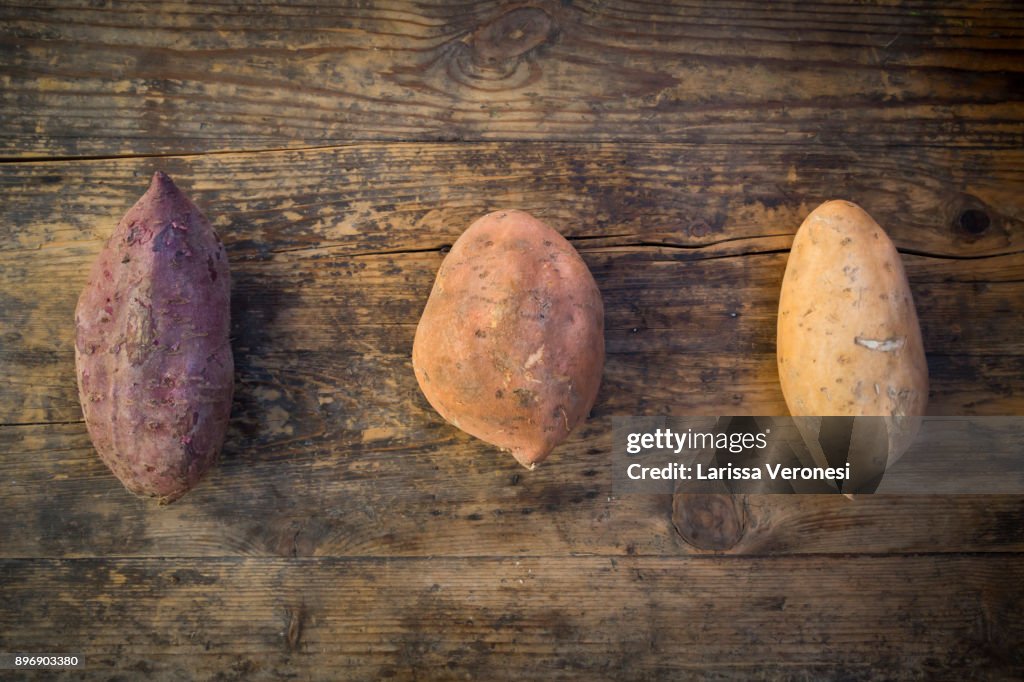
top-left (688, 220), bottom-right (711, 238)
top-left (957, 208), bottom-right (990, 235)
top-left (672, 493), bottom-right (746, 551)
top-left (951, 194), bottom-right (998, 244)
top-left (469, 7), bottom-right (556, 65)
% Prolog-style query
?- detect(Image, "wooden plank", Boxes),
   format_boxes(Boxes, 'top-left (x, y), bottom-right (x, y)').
top-left (3, 143), bottom-right (1020, 259)
top-left (5, 245), bottom-right (1023, 424)
top-left (3, 143), bottom-right (1022, 424)
top-left (5, 253), bottom-right (1024, 425)
top-left (3, 420), bottom-right (1022, 558)
top-left (0, 556), bottom-right (1020, 679)
top-left (2, 1), bottom-right (1023, 155)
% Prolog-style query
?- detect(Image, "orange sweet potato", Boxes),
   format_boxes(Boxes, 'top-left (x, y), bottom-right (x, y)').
top-left (75, 172), bottom-right (233, 502)
top-left (413, 210), bottom-right (604, 468)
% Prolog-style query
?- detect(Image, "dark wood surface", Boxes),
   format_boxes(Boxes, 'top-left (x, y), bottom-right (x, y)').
top-left (3, 0), bottom-right (1024, 154)
top-left (1, 2), bottom-right (1022, 680)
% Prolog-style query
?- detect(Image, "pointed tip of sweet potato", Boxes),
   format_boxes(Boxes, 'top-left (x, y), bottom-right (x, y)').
top-left (148, 170), bottom-right (178, 194)
top-left (511, 448), bottom-right (546, 470)
top-left (143, 171), bottom-right (197, 214)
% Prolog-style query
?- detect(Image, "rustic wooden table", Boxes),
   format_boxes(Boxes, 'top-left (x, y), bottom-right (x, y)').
top-left (2, 2), bottom-right (1023, 679)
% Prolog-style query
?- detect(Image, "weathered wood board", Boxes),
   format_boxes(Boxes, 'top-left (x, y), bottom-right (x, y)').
top-left (1, 1), bottom-right (1022, 679)
top-left (2, 556), bottom-right (1022, 680)
top-left (3, 144), bottom-right (1022, 425)
top-left (2, 1), bottom-right (1023, 155)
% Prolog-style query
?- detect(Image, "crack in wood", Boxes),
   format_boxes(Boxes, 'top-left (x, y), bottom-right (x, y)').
top-left (1, 419), bottom-right (85, 427)
top-left (0, 143), bottom-right (362, 164)
top-left (268, 243), bottom-right (448, 258)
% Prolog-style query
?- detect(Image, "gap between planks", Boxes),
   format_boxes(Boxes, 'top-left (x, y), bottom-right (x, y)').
top-left (2, 551), bottom-right (1023, 562)
top-left (3, 139), bottom-right (1024, 165)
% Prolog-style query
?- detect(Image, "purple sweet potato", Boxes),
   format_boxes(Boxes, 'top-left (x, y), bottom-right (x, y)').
top-left (412, 210), bottom-right (605, 468)
top-left (75, 172), bottom-right (233, 502)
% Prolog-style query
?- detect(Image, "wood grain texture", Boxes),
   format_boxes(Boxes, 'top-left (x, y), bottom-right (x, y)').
top-left (3, 420), bottom-right (1024, 558)
top-left (4, 142), bottom-right (1021, 260)
top-left (1, 555), bottom-right (1021, 680)
top-left (2, 1), bottom-right (1023, 156)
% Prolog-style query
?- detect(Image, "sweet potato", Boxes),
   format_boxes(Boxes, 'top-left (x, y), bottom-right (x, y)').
top-left (75, 172), bottom-right (233, 502)
top-left (777, 201), bottom-right (928, 487)
top-left (777, 200), bottom-right (928, 418)
top-left (412, 210), bottom-right (604, 468)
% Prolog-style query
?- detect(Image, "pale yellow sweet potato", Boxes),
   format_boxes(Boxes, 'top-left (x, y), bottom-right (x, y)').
top-left (778, 201), bottom-right (929, 490)
top-left (777, 200), bottom-right (928, 418)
